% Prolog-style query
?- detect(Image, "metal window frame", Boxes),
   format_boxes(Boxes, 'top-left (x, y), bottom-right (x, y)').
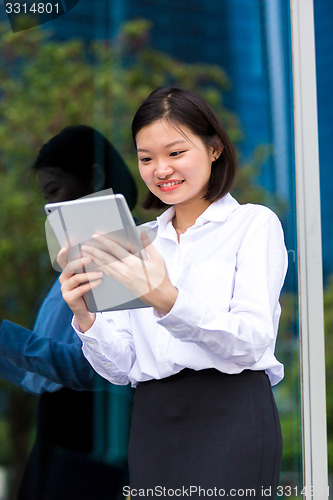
top-left (290, 0), bottom-right (329, 498)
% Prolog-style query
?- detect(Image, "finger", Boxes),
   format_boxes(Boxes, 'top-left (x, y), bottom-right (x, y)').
top-left (67, 271), bottom-right (104, 288)
top-left (56, 247), bottom-right (69, 271)
top-left (61, 271), bottom-right (104, 294)
top-left (56, 246), bottom-right (93, 275)
top-left (62, 255), bottom-right (93, 276)
top-left (140, 230), bottom-right (160, 259)
top-left (140, 230), bottom-right (151, 246)
top-left (63, 277), bottom-right (103, 302)
top-left (92, 233), bottom-right (130, 260)
top-left (82, 243), bottom-right (126, 267)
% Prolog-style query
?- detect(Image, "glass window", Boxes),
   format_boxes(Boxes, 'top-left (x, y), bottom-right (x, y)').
top-left (2, 1), bottom-right (326, 498)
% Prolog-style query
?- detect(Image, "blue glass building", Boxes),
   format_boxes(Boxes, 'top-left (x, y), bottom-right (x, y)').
top-left (314, 0), bottom-right (333, 279)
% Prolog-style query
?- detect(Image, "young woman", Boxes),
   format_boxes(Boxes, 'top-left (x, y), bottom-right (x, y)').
top-left (58, 88), bottom-right (288, 499)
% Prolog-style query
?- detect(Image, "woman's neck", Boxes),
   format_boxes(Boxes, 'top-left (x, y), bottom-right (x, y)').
top-left (172, 199), bottom-right (211, 234)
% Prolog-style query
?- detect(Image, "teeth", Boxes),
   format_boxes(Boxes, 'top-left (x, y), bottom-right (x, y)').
top-left (159, 181), bottom-right (183, 187)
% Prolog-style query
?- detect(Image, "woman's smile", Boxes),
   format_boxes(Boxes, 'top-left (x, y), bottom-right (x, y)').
top-left (156, 179), bottom-right (185, 191)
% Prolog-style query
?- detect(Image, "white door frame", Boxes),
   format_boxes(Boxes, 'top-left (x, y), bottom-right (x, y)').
top-left (290, 0), bottom-right (329, 498)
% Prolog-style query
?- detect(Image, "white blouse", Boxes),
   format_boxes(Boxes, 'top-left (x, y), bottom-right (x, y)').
top-left (73, 193), bottom-right (288, 387)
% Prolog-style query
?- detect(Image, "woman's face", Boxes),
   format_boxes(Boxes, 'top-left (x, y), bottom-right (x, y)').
top-left (37, 167), bottom-right (92, 203)
top-left (136, 119), bottom-right (216, 209)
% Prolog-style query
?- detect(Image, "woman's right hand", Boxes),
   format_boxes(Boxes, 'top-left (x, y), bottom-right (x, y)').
top-left (57, 248), bottom-right (103, 332)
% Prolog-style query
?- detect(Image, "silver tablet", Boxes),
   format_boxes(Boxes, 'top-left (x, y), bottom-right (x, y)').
top-left (44, 192), bottom-right (151, 312)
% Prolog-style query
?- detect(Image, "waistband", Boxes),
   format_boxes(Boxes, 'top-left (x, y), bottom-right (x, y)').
top-left (139, 368), bottom-right (266, 385)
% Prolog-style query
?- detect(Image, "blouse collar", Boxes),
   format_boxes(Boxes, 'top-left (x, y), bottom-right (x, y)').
top-left (152, 193), bottom-right (240, 237)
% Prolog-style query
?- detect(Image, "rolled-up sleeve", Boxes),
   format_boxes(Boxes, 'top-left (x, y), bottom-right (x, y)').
top-left (73, 311), bottom-right (136, 386)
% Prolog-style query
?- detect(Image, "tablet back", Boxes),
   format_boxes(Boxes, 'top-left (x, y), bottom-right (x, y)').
top-left (45, 193), bottom-right (151, 312)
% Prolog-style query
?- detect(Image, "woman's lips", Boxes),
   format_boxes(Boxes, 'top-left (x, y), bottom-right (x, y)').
top-left (157, 180), bottom-right (184, 192)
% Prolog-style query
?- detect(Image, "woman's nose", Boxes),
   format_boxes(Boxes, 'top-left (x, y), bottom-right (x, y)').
top-left (154, 159), bottom-right (174, 178)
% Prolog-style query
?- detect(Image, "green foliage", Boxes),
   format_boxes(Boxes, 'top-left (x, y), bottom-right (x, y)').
top-left (274, 292), bottom-right (302, 483)
top-left (274, 276), bottom-right (333, 480)
top-left (324, 275), bottom-right (333, 475)
top-left (0, 418), bottom-right (11, 465)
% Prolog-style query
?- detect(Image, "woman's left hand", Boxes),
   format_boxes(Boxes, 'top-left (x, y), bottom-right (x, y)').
top-left (81, 231), bottom-right (178, 315)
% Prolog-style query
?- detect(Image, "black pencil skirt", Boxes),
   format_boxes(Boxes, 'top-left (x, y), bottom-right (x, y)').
top-left (128, 369), bottom-right (282, 499)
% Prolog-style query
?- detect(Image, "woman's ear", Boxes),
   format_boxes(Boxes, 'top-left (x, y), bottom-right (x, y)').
top-left (209, 136), bottom-right (224, 162)
top-left (92, 163), bottom-right (105, 191)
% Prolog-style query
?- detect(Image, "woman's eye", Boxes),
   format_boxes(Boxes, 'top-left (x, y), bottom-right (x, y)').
top-left (140, 157), bottom-right (152, 163)
top-left (45, 187), bottom-right (59, 198)
top-left (170, 151), bottom-right (185, 157)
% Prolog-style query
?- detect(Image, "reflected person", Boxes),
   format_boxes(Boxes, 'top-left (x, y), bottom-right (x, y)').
top-left (0, 125), bottom-right (137, 500)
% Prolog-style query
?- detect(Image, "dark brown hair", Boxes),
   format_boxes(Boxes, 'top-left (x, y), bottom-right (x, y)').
top-left (131, 87), bottom-right (237, 210)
